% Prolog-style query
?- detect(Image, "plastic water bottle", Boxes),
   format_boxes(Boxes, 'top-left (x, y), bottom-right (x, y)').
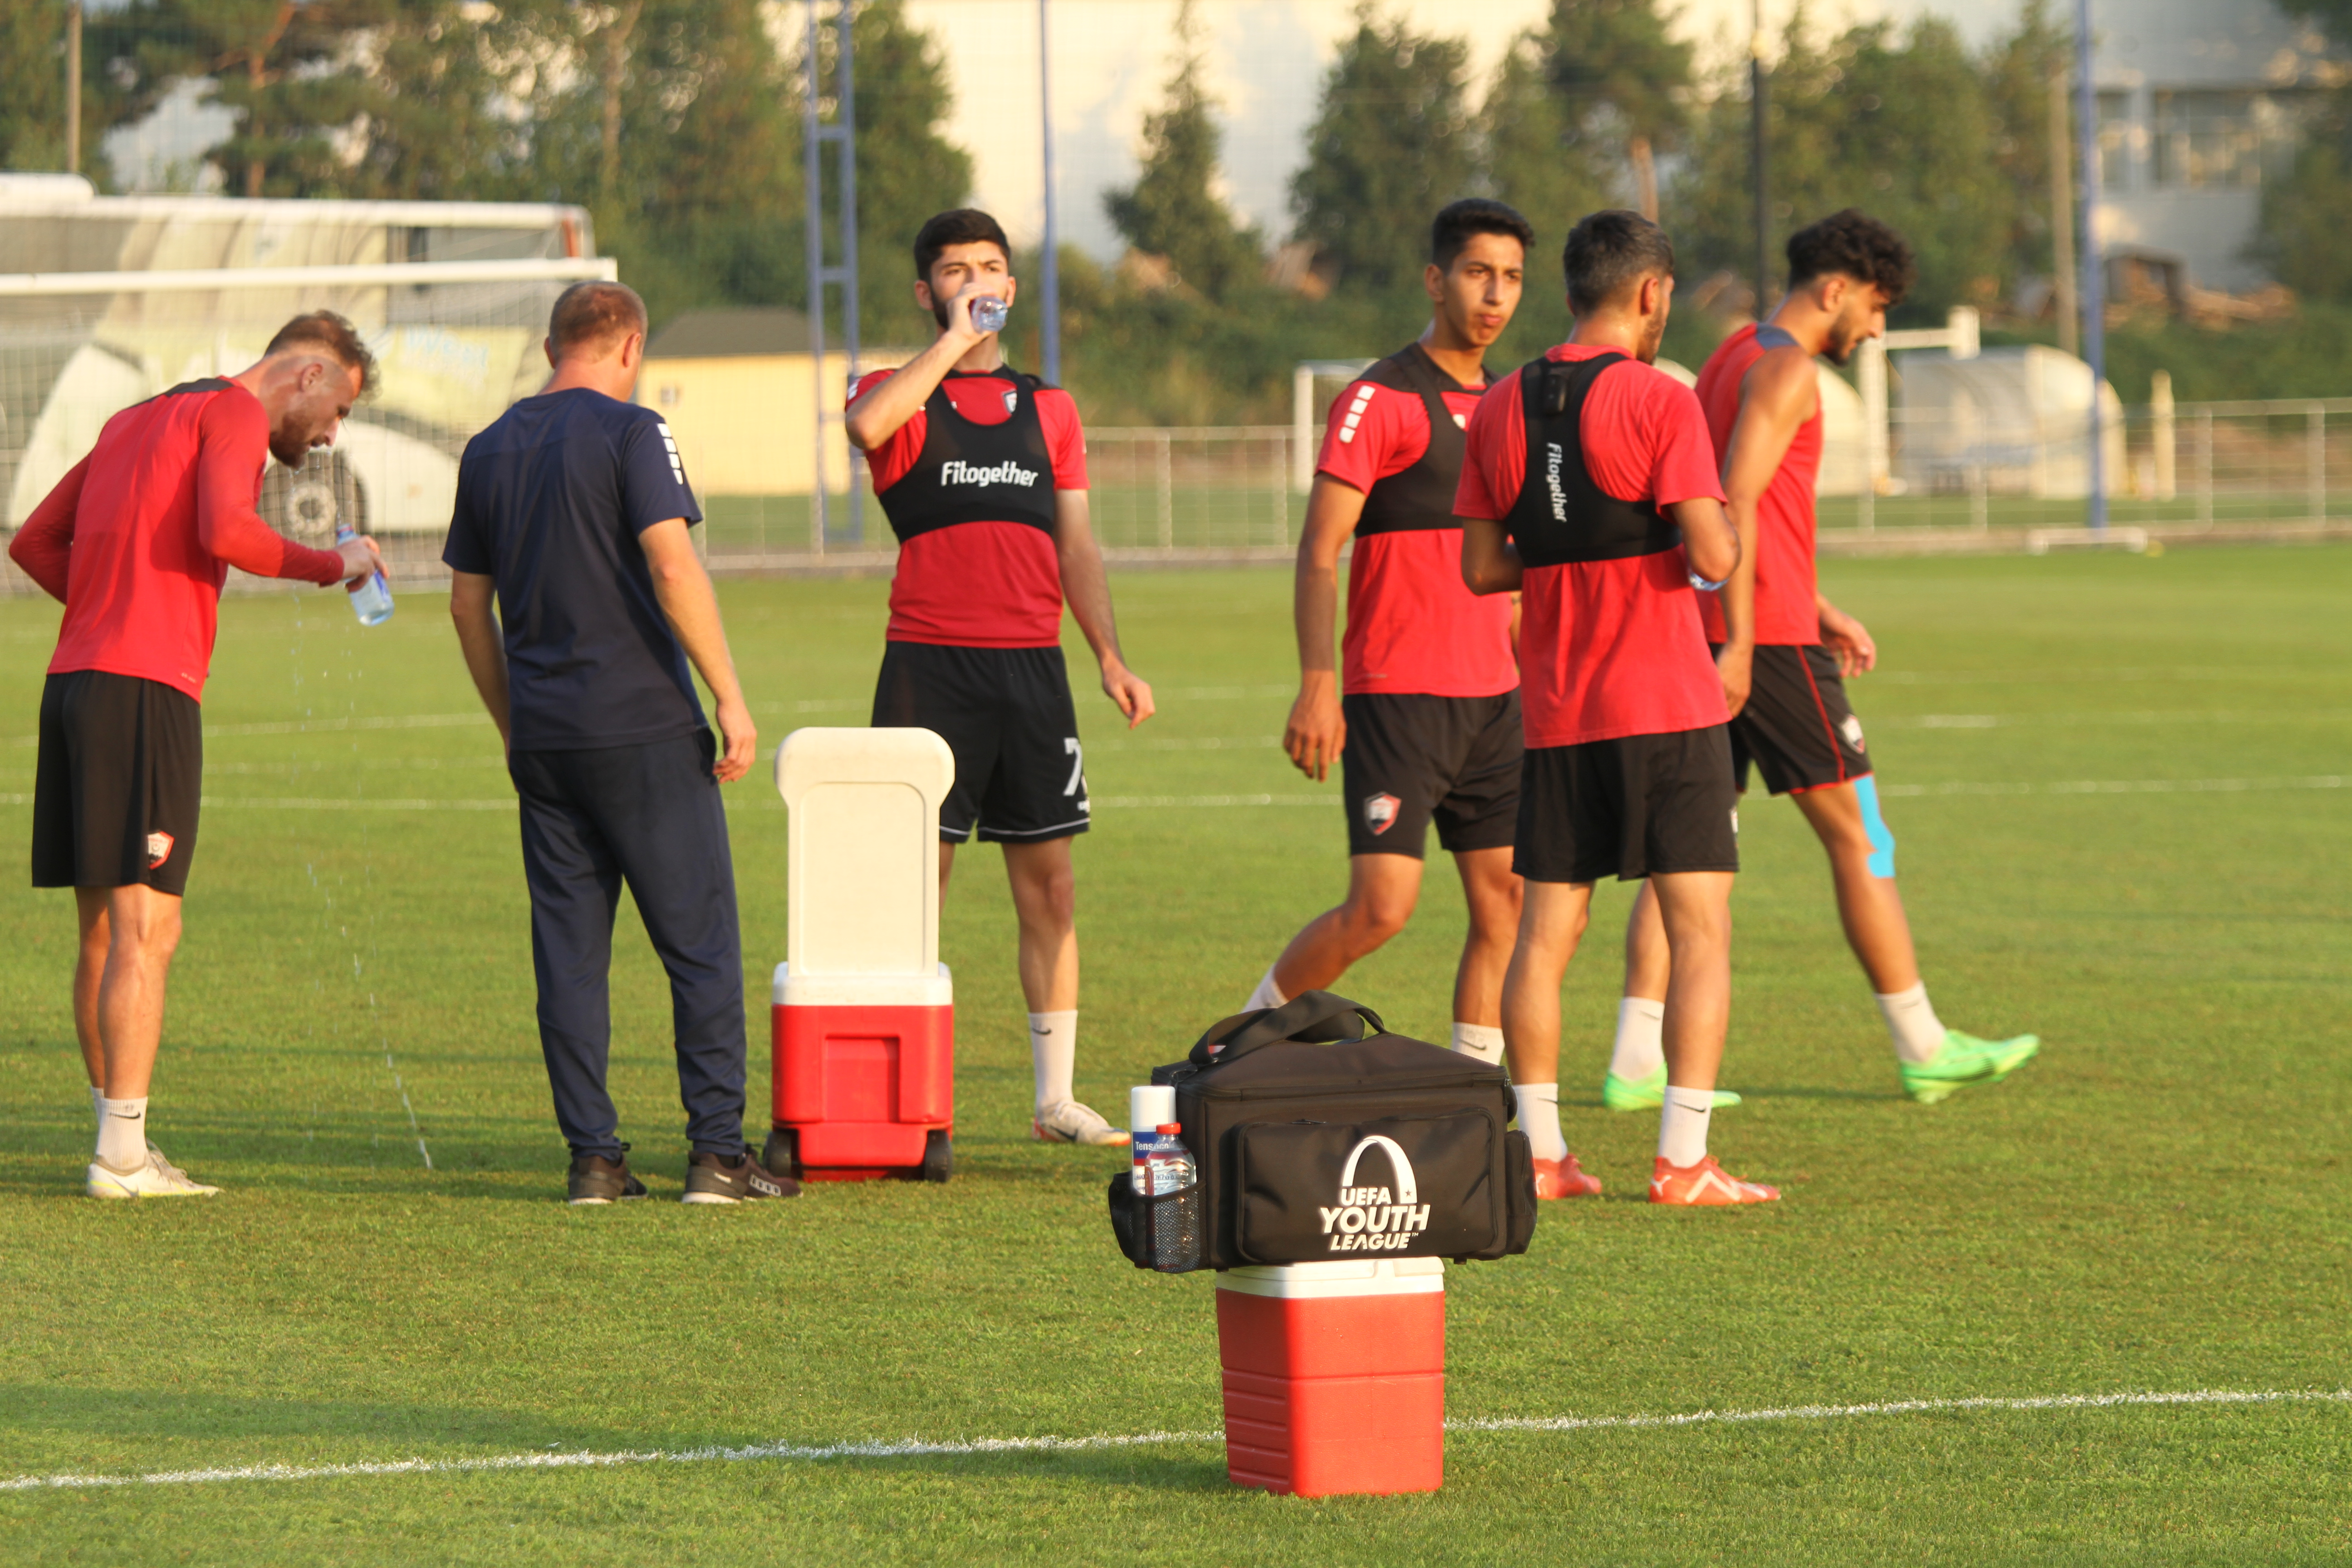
top-left (970, 296), bottom-right (1009, 334)
top-left (336, 520), bottom-right (393, 626)
top-left (1138, 1122), bottom-right (1202, 1273)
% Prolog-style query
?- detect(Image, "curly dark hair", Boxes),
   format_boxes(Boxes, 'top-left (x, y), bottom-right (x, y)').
top-left (1786, 210), bottom-right (1914, 305)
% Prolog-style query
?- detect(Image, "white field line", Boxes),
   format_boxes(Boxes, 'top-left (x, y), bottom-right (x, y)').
top-left (4, 1388), bottom-right (2343, 1494)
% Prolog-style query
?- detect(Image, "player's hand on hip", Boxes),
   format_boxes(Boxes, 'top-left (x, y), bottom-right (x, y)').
top-left (1715, 643), bottom-right (1754, 718)
top-left (1283, 676), bottom-right (1345, 781)
top-left (335, 535), bottom-right (383, 584)
top-left (1102, 661), bottom-right (1154, 730)
top-left (711, 696), bottom-right (757, 783)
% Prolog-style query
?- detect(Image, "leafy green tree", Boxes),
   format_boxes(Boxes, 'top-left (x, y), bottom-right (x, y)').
top-left (1102, 0), bottom-right (1262, 302)
top-left (1976, 0), bottom-right (2072, 289)
top-left (1670, 15), bottom-right (2009, 318)
top-left (837, 0), bottom-right (973, 346)
top-left (1547, 0), bottom-right (1693, 219)
top-left (1478, 31), bottom-right (1612, 260)
top-left (1289, 7), bottom-right (1472, 290)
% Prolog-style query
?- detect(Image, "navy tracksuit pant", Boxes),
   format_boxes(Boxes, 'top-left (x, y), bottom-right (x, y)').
top-left (509, 729), bottom-right (746, 1159)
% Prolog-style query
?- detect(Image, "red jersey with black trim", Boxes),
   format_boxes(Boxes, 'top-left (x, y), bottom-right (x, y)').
top-left (1318, 349), bottom-right (1517, 697)
top-left (6, 378), bottom-right (348, 702)
top-left (853, 366), bottom-right (1088, 647)
top-left (1455, 344), bottom-right (1726, 748)
top-left (1695, 323), bottom-right (1823, 646)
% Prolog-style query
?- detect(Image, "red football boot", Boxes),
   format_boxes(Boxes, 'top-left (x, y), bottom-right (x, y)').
top-left (1647, 1156), bottom-right (1779, 1206)
top-left (1533, 1154), bottom-right (1604, 1199)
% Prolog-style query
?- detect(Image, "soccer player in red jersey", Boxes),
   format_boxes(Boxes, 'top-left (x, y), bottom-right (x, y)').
top-left (847, 209), bottom-right (1155, 1148)
top-left (8, 312), bottom-right (385, 1199)
top-left (1244, 199), bottom-right (1534, 1065)
top-left (1603, 210), bottom-right (2040, 1110)
top-left (1457, 211), bottom-right (1774, 1206)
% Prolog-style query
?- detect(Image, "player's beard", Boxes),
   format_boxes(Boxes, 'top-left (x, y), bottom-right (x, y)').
top-left (1823, 303), bottom-right (1872, 365)
top-left (1637, 310), bottom-right (1668, 365)
top-left (269, 428), bottom-right (314, 467)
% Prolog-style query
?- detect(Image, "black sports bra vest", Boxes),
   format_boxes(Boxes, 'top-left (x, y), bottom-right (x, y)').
top-left (1500, 353), bottom-right (1682, 568)
top-left (875, 368), bottom-right (1058, 545)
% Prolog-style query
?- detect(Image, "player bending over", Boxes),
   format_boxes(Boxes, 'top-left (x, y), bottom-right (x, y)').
top-left (1602, 210), bottom-right (2039, 1112)
top-left (8, 313), bottom-right (386, 1198)
top-left (1244, 199), bottom-right (1534, 1064)
top-left (847, 208), bottom-right (1155, 1148)
top-left (1458, 211), bottom-right (1774, 1206)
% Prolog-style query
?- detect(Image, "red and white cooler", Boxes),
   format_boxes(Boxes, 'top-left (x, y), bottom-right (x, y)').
top-left (765, 728), bottom-right (957, 1184)
top-left (1215, 1256), bottom-right (1446, 1497)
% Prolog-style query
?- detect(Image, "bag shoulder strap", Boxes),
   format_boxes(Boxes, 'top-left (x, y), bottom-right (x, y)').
top-left (1190, 990), bottom-right (1386, 1067)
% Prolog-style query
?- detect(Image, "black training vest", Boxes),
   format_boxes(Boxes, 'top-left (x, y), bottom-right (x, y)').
top-left (875, 367), bottom-right (1058, 545)
top-left (1354, 343), bottom-right (1474, 536)
top-left (1500, 353), bottom-right (1683, 567)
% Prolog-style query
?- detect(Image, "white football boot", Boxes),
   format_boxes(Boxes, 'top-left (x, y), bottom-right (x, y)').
top-left (1031, 1100), bottom-right (1132, 1147)
top-left (87, 1143), bottom-right (221, 1199)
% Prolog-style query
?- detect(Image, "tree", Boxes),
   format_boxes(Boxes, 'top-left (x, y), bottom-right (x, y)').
top-left (1102, 0), bottom-right (1262, 302)
top-left (1289, 7), bottom-right (1472, 290)
top-left (1976, 0), bottom-right (2072, 290)
top-left (838, 0), bottom-right (973, 345)
top-left (1669, 15), bottom-right (2010, 318)
top-left (1478, 30), bottom-right (1613, 254)
top-left (1547, 0), bottom-right (1693, 220)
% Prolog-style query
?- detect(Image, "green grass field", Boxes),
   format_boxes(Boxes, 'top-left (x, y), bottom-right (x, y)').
top-left (2, 549), bottom-right (2349, 1564)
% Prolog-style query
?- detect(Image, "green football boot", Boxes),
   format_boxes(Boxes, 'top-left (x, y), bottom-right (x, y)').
top-left (1898, 1029), bottom-right (2042, 1104)
top-left (1601, 1066), bottom-right (1744, 1112)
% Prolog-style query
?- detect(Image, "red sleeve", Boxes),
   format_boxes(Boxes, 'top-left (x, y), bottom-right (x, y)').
top-left (851, 367), bottom-right (927, 493)
top-left (1316, 380), bottom-right (1431, 495)
top-left (195, 396), bottom-right (348, 584)
top-left (1037, 389), bottom-right (1089, 490)
top-left (1453, 378), bottom-right (1524, 521)
top-left (9, 454), bottom-right (88, 603)
top-left (1581, 364), bottom-right (1726, 507)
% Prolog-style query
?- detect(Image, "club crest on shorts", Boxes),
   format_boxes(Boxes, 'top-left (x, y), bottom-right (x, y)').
top-left (144, 831), bottom-right (174, 869)
top-left (1362, 793), bottom-right (1401, 835)
top-left (1840, 713), bottom-right (1867, 753)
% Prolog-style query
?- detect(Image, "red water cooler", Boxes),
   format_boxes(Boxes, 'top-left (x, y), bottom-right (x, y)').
top-left (1215, 1257), bottom-right (1447, 1497)
top-left (765, 728), bottom-right (958, 1184)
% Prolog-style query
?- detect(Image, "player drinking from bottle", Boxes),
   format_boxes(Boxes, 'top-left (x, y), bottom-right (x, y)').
top-left (1459, 210), bottom-right (1774, 1206)
top-left (1600, 210), bottom-right (2039, 1112)
top-left (846, 209), bottom-right (1154, 1148)
top-left (1242, 199), bottom-right (1534, 1065)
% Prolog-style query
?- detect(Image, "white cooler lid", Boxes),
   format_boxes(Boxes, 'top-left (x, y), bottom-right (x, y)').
top-left (1216, 1257), bottom-right (1445, 1298)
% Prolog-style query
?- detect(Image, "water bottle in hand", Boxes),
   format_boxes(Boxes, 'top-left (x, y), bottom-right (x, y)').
top-left (970, 296), bottom-right (1009, 334)
top-left (336, 520), bottom-right (393, 626)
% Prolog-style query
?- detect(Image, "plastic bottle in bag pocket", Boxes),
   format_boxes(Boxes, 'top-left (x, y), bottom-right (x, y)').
top-left (1139, 1122), bottom-right (1202, 1272)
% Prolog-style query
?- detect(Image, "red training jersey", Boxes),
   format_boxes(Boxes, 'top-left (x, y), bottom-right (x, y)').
top-left (853, 368), bottom-right (1088, 647)
top-left (7, 379), bottom-right (348, 701)
top-left (1454, 344), bottom-right (1726, 748)
top-left (1695, 323), bottom-right (1823, 646)
top-left (1318, 372), bottom-right (1517, 697)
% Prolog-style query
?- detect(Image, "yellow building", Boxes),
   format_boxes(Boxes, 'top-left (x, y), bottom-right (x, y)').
top-left (638, 308), bottom-right (915, 497)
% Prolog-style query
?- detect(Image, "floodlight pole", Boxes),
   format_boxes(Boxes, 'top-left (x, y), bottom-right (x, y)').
top-left (1038, 0), bottom-right (1062, 385)
top-left (804, 0), bottom-right (864, 554)
top-left (2073, 0), bottom-right (2106, 531)
top-left (1750, 0), bottom-right (1770, 315)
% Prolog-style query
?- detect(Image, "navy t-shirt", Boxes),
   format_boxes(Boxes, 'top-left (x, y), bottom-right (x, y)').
top-left (443, 388), bottom-right (707, 751)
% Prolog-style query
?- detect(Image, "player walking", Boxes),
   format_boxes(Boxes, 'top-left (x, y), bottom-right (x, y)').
top-left (1602, 210), bottom-right (2039, 1111)
top-left (8, 313), bottom-right (385, 1198)
top-left (1458, 211), bottom-right (1773, 1206)
top-left (1244, 199), bottom-right (1534, 1064)
top-left (847, 209), bottom-right (1155, 1148)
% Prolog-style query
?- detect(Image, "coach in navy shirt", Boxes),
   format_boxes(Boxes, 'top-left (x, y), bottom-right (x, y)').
top-left (445, 280), bottom-right (794, 1205)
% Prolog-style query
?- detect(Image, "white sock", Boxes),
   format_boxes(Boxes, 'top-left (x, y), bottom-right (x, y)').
top-left (1029, 1010), bottom-right (1078, 1113)
top-left (1245, 965), bottom-right (1289, 1011)
top-left (1657, 1085), bottom-right (1714, 1167)
top-left (1607, 996), bottom-right (1666, 1082)
top-left (1515, 1082), bottom-right (1565, 1162)
top-left (96, 1095), bottom-right (148, 1170)
top-left (1876, 982), bottom-right (1946, 1065)
top-left (1450, 1022), bottom-right (1505, 1067)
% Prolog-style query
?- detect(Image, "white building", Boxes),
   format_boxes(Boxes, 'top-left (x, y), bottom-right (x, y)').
top-left (2092, 0), bottom-right (2349, 292)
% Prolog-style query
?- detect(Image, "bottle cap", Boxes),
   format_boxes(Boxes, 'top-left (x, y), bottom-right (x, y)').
top-left (1156, 1123), bottom-right (1182, 1136)
top-left (1129, 1085), bottom-right (1174, 1135)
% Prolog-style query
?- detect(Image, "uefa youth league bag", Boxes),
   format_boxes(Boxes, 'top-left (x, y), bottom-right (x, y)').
top-left (1108, 991), bottom-right (1539, 1272)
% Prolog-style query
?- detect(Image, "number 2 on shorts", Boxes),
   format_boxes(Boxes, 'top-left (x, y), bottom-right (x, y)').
top-left (1063, 736), bottom-right (1084, 797)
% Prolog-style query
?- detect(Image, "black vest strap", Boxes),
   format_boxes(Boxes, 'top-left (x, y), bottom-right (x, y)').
top-left (1355, 343), bottom-right (1472, 537)
top-left (875, 367), bottom-right (1058, 545)
top-left (1500, 354), bottom-right (1683, 568)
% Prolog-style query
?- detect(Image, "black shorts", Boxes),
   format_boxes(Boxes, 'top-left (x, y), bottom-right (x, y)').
top-left (1339, 691), bottom-right (1521, 859)
top-left (1512, 726), bottom-right (1739, 884)
top-left (872, 641), bottom-right (1090, 843)
top-left (1722, 644), bottom-right (1872, 796)
top-left (32, 670), bottom-right (203, 897)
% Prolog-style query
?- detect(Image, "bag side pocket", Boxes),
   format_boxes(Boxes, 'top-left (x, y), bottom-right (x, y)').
top-left (1503, 1129), bottom-right (1538, 1256)
top-left (1107, 1171), bottom-right (1149, 1268)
